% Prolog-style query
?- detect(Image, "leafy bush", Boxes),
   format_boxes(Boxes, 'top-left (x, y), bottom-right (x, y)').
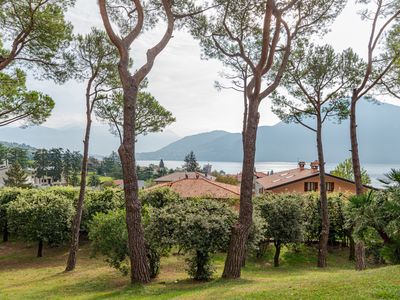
top-left (0, 188), bottom-right (23, 242)
top-left (89, 208), bottom-right (170, 278)
top-left (151, 199), bottom-right (236, 280)
top-left (257, 193), bottom-right (303, 267)
top-left (83, 188), bottom-right (124, 231)
top-left (139, 187), bottom-right (180, 209)
top-left (7, 189), bottom-right (75, 257)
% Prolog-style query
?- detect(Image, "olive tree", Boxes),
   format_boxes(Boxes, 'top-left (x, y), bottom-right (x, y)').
top-left (151, 199), bottom-right (236, 280)
top-left (7, 190), bottom-right (75, 257)
top-left (258, 194), bottom-right (303, 267)
top-left (191, 0), bottom-right (346, 278)
top-left (271, 44), bottom-right (363, 267)
top-left (98, 0), bottom-right (210, 283)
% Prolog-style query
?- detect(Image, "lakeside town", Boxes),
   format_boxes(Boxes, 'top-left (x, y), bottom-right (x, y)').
top-left (1, 0), bottom-right (400, 299)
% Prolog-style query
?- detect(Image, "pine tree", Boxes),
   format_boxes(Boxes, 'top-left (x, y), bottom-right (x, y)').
top-left (183, 151), bottom-right (200, 172)
top-left (4, 163), bottom-right (32, 188)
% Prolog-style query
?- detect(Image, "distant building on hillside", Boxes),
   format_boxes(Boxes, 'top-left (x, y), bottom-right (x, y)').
top-left (255, 161), bottom-right (375, 195)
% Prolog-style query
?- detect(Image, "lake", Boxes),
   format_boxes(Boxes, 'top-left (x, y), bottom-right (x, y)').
top-left (138, 160), bottom-right (400, 188)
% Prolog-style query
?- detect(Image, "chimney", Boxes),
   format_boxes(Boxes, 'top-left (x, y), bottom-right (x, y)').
top-left (185, 172), bottom-right (189, 179)
top-left (310, 160), bottom-right (319, 171)
top-left (298, 161), bottom-right (306, 171)
top-left (195, 173), bottom-right (200, 179)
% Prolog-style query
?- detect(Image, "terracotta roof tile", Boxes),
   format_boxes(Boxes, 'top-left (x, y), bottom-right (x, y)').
top-left (148, 178), bottom-right (240, 199)
top-left (154, 172), bottom-right (216, 183)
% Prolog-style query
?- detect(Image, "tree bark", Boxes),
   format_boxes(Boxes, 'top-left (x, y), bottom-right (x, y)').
top-left (274, 241), bottom-right (281, 267)
top-left (350, 93), bottom-right (364, 195)
top-left (350, 91), bottom-right (367, 269)
top-left (348, 232), bottom-right (355, 261)
top-left (65, 89), bottom-right (93, 272)
top-left (37, 240), bottom-right (43, 258)
top-left (316, 118), bottom-right (329, 268)
top-left (355, 241), bottom-right (366, 270)
top-left (119, 79), bottom-right (150, 284)
top-left (2, 221), bottom-right (8, 242)
top-left (222, 99), bottom-right (259, 279)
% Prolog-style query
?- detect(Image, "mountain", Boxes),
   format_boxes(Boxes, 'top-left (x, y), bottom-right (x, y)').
top-left (137, 100), bottom-right (400, 164)
top-left (0, 125), bottom-right (180, 156)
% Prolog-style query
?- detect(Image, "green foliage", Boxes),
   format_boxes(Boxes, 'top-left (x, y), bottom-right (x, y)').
top-left (347, 189), bottom-right (400, 263)
top-left (0, 187), bottom-right (23, 241)
top-left (7, 190), bottom-right (75, 256)
top-left (6, 146), bottom-right (29, 169)
top-left (331, 158), bottom-right (371, 185)
top-left (4, 163), bottom-right (32, 188)
top-left (101, 151), bottom-right (122, 179)
top-left (0, 69), bottom-right (55, 127)
top-left (272, 44), bottom-right (363, 129)
top-left (62, 149), bottom-right (82, 186)
top-left (0, 0), bottom-right (76, 82)
top-left (150, 199), bottom-right (236, 280)
top-left (83, 189), bottom-right (124, 232)
top-left (215, 175), bottom-right (239, 186)
top-left (183, 151), bottom-right (200, 172)
top-left (379, 169), bottom-right (400, 190)
top-left (89, 209), bottom-right (129, 275)
top-left (95, 91), bottom-right (176, 140)
top-left (88, 174), bottom-right (101, 187)
top-left (140, 187), bottom-right (180, 209)
top-left (302, 193), bottom-right (348, 244)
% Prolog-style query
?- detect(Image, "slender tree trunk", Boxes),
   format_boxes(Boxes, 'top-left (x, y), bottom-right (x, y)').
top-left (119, 80), bottom-right (150, 284)
top-left (355, 241), bottom-right (366, 270)
top-left (2, 221), bottom-right (8, 242)
top-left (316, 119), bottom-right (329, 268)
top-left (65, 90), bottom-right (93, 272)
top-left (348, 231), bottom-right (355, 261)
top-left (274, 241), bottom-right (281, 267)
top-left (350, 92), bottom-right (367, 269)
top-left (223, 99), bottom-right (259, 279)
top-left (37, 240), bottom-right (43, 258)
top-left (350, 94), bottom-right (364, 195)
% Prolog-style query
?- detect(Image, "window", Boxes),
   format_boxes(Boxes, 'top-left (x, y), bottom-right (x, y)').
top-left (304, 182), bottom-right (318, 192)
top-left (326, 182), bottom-right (335, 192)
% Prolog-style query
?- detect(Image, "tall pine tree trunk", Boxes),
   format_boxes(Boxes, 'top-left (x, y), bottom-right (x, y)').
top-left (2, 221), bottom-right (8, 242)
top-left (66, 77), bottom-right (95, 272)
top-left (37, 239), bottom-right (43, 258)
top-left (119, 78), bottom-right (150, 284)
top-left (65, 93), bottom-right (92, 272)
top-left (316, 119), bottom-right (329, 268)
top-left (350, 92), bottom-right (366, 270)
top-left (223, 99), bottom-right (259, 279)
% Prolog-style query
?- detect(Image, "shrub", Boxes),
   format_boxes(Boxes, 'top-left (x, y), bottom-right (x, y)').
top-left (151, 199), bottom-right (236, 280)
top-left (7, 190), bottom-right (75, 257)
top-left (258, 193), bottom-right (303, 267)
top-left (0, 188), bottom-right (23, 242)
top-left (83, 188), bottom-right (124, 231)
top-left (139, 187), bottom-right (180, 209)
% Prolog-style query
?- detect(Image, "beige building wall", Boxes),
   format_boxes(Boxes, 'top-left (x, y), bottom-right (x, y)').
top-left (267, 175), bottom-right (358, 194)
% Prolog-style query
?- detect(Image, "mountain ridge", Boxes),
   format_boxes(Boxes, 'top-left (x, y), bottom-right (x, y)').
top-left (137, 100), bottom-right (400, 164)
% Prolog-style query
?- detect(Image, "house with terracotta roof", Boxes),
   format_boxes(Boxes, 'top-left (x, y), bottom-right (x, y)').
top-left (149, 177), bottom-right (240, 200)
top-left (255, 161), bottom-right (373, 195)
top-left (154, 171), bottom-right (216, 184)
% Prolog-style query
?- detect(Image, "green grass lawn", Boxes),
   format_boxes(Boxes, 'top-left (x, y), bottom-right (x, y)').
top-left (0, 241), bottom-right (399, 300)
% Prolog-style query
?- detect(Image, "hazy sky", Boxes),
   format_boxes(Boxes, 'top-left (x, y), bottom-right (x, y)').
top-left (25, 1), bottom-right (399, 137)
